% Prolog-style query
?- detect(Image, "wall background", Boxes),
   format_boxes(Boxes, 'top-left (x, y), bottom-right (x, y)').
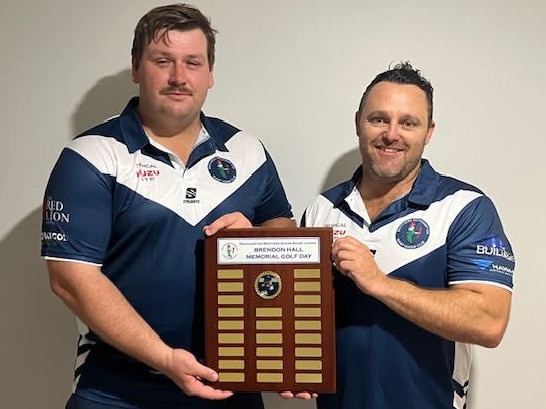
top-left (1, 1), bottom-right (543, 408)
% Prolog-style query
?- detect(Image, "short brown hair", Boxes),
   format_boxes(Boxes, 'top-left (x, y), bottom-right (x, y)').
top-left (131, 3), bottom-right (217, 68)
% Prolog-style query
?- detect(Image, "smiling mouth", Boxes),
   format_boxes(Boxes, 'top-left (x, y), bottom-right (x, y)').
top-left (377, 147), bottom-right (403, 153)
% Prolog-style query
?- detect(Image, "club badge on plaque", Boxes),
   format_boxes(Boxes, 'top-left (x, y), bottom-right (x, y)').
top-left (255, 271), bottom-right (282, 299)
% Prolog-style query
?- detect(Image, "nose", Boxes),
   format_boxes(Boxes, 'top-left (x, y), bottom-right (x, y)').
top-left (169, 63), bottom-right (187, 86)
top-left (383, 122), bottom-right (399, 141)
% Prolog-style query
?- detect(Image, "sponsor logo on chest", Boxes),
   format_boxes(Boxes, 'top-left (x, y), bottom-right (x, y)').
top-left (135, 162), bottom-right (160, 181)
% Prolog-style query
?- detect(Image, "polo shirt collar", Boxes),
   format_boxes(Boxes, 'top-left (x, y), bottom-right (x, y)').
top-left (118, 97), bottom-right (229, 155)
top-left (333, 159), bottom-right (439, 208)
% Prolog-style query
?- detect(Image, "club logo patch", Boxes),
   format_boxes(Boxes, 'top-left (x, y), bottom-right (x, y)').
top-left (208, 157), bottom-right (236, 183)
top-left (254, 271), bottom-right (282, 299)
top-left (396, 218), bottom-right (430, 249)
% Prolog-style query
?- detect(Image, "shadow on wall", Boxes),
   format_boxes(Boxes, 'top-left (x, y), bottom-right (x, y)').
top-left (320, 148), bottom-right (360, 192)
top-left (0, 69), bottom-right (137, 409)
top-left (72, 69), bottom-right (137, 135)
top-left (0, 208), bottom-right (75, 408)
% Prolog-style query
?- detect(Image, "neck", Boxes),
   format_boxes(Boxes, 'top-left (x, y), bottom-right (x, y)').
top-left (142, 118), bottom-right (202, 165)
top-left (143, 119), bottom-right (201, 141)
top-left (138, 104), bottom-right (202, 138)
top-left (358, 167), bottom-right (419, 221)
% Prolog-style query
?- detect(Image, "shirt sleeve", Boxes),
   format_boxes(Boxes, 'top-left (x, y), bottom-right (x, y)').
top-left (447, 195), bottom-right (515, 290)
top-left (41, 146), bottom-right (114, 264)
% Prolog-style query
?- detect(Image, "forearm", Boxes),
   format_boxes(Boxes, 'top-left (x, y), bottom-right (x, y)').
top-left (362, 275), bottom-right (511, 347)
top-left (204, 213), bottom-right (296, 235)
top-left (259, 217), bottom-right (296, 228)
top-left (47, 260), bottom-right (172, 372)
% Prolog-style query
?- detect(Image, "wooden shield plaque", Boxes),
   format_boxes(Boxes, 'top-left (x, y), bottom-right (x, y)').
top-left (204, 227), bottom-right (336, 393)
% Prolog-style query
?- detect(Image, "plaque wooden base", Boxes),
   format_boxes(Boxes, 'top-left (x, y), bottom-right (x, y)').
top-left (204, 227), bottom-right (336, 393)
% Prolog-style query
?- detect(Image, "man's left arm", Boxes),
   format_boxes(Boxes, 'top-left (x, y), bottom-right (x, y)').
top-left (259, 217), bottom-right (296, 228)
top-left (333, 236), bottom-right (511, 347)
top-left (203, 212), bottom-right (295, 236)
top-left (333, 195), bottom-right (514, 348)
top-left (370, 265), bottom-right (511, 347)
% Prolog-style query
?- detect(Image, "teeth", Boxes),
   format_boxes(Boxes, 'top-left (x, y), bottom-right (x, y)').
top-left (382, 148), bottom-right (399, 153)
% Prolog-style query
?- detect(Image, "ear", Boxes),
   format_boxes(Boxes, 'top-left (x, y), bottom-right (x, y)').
top-left (354, 111), bottom-right (361, 138)
top-left (131, 57), bottom-right (139, 84)
top-left (208, 69), bottom-right (214, 89)
top-left (425, 120), bottom-right (436, 145)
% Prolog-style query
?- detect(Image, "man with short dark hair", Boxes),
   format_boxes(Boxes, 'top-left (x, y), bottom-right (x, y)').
top-left (300, 62), bottom-right (514, 409)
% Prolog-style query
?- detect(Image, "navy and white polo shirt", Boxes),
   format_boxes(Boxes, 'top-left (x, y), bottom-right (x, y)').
top-left (301, 159), bottom-right (514, 409)
top-left (41, 97), bottom-right (293, 406)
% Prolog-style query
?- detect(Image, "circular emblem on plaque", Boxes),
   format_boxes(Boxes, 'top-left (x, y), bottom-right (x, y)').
top-left (254, 271), bottom-right (282, 299)
top-left (221, 242), bottom-right (238, 259)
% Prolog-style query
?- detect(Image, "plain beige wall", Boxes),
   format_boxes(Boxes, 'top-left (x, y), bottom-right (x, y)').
top-left (1, 1), bottom-right (544, 408)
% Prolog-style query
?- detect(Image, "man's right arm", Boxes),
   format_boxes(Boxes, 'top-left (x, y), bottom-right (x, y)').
top-left (47, 260), bottom-right (233, 400)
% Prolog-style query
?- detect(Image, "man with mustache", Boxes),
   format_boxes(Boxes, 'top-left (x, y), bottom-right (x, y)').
top-left (299, 62), bottom-right (514, 409)
top-left (41, 4), bottom-right (295, 409)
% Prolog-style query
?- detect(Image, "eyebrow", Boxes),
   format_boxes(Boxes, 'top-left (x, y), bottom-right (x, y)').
top-left (399, 114), bottom-right (422, 124)
top-left (183, 54), bottom-right (206, 61)
top-left (366, 111), bottom-right (422, 122)
top-left (146, 50), bottom-right (206, 61)
top-left (366, 110), bottom-right (384, 116)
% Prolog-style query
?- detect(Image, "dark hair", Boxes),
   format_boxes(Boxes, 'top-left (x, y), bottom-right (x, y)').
top-left (358, 62), bottom-right (434, 124)
top-left (131, 3), bottom-right (217, 68)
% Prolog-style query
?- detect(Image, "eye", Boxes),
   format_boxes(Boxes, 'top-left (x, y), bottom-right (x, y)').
top-left (368, 116), bottom-right (388, 126)
top-left (154, 58), bottom-right (171, 66)
top-left (400, 118), bottom-right (418, 130)
top-left (186, 59), bottom-right (204, 69)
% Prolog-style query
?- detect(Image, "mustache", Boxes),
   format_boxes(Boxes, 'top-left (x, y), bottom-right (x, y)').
top-left (160, 87), bottom-right (192, 95)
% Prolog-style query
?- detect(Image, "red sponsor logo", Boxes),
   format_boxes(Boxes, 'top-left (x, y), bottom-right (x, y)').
top-left (136, 169), bottom-right (160, 178)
